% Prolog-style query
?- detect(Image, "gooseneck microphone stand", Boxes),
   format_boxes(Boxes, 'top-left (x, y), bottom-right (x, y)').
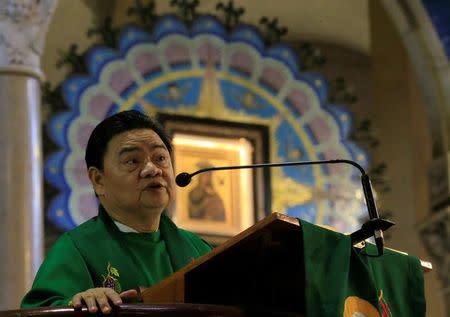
top-left (176, 159), bottom-right (395, 256)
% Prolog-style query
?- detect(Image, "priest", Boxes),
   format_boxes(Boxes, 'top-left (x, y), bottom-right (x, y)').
top-left (21, 110), bottom-right (212, 313)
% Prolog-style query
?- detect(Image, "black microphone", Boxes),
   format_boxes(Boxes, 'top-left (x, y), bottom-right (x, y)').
top-left (176, 159), bottom-right (394, 256)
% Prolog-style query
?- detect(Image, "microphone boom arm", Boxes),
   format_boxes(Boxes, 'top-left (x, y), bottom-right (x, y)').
top-left (176, 159), bottom-right (394, 256)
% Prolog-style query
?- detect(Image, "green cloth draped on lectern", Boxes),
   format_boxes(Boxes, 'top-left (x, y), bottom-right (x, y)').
top-left (300, 220), bottom-right (426, 317)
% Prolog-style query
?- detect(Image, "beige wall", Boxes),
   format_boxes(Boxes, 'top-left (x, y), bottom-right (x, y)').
top-left (112, 0), bottom-right (370, 53)
top-left (370, 1), bottom-right (444, 316)
top-left (43, 0), bottom-right (113, 86)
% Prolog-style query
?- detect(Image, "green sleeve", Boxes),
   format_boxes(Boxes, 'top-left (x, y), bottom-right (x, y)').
top-left (21, 233), bottom-right (95, 308)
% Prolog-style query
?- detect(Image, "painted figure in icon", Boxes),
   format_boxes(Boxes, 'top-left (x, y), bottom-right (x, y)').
top-left (188, 161), bottom-right (226, 221)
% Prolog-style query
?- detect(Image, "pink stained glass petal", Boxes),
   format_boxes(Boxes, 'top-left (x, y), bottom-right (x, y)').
top-left (230, 51), bottom-right (254, 75)
top-left (70, 159), bottom-right (90, 186)
top-left (165, 43), bottom-right (190, 65)
top-left (77, 123), bottom-right (95, 149)
top-left (109, 68), bottom-right (134, 94)
top-left (79, 193), bottom-right (98, 221)
top-left (286, 89), bottom-right (311, 115)
top-left (89, 94), bottom-right (113, 120)
top-left (135, 52), bottom-right (160, 76)
top-left (260, 66), bottom-right (286, 91)
top-left (309, 117), bottom-right (331, 143)
top-left (197, 42), bottom-right (222, 64)
top-left (322, 149), bottom-right (344, 174)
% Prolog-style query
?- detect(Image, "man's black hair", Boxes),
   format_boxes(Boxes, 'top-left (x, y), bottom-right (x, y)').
top-left (85, 110), bottom-right (172, 170)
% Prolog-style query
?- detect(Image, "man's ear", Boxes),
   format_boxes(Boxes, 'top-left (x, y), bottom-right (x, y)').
top-left (88, 167), bottom-right (105, 196)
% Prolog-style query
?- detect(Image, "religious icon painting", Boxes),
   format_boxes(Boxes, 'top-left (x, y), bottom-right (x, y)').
top-left (172, 132), bottom-right (254, 241)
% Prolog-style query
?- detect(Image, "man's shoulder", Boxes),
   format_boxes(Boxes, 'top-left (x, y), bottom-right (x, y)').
top-left (66, 215), bottom-right (106, 240)
top-left (44, 217), bottom-right (103, 256)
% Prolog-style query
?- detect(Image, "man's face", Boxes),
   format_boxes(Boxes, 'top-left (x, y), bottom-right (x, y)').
top-left (90, 129), bottom-right (175, 217)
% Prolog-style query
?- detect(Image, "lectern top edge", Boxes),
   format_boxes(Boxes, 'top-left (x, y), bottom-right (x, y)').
top-left (139, 212), bottom-right (300, 297)
top-left (188, 212), bottom-right (300, 265)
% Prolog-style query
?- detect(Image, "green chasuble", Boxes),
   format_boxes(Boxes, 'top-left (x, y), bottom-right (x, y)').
top-left (300, 220), bottom-right (426, 317)
top-left (21, 206), bottom-right (212, 308)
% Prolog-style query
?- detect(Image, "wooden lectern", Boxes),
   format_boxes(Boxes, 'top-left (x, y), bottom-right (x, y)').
top-left (141, 212), bottom-right (432, 315)
top-left (141, 213), bottom-right (305, 313)
top-left (0, 213), bottom-right (430, 317)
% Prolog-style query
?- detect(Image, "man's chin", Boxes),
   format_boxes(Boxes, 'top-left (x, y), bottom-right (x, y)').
top-left (140, 200), bottom-right (169, 213)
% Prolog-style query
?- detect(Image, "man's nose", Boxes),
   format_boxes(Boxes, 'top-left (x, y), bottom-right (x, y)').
top-left (140, 160), bottom-right (162, 178)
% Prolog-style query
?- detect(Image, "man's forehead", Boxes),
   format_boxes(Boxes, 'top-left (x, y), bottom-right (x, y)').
top-left (109, 129), bottom-right (167, 151)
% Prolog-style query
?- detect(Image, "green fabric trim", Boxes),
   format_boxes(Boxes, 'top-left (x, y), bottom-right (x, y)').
top-left (301, 219), bottom-right (352, 316)
top-left (299, 219), bottom-right (426, 316)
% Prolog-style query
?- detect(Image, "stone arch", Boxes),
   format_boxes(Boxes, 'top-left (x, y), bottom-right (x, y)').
top-left (381, 0), bottom-right (450, 158)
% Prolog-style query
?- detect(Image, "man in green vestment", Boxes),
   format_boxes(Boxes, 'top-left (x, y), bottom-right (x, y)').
top-left (21, 110), bottom-right (212, 313)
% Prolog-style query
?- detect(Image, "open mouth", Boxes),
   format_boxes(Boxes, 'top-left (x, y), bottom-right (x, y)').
top-left (145, 183), bottom-right (165, 190)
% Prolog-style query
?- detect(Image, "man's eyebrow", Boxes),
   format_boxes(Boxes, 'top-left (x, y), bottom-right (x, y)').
top-left (118, 146), bottom-right (141, 156)
top-left (118, 144), bottom-right (168, 156)
top-left (151, 144), bottom-right (168, 151)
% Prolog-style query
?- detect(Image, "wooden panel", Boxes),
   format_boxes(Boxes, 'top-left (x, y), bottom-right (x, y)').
top-left (142, 212), bottom-right (302, 308)
top-left (183, 216), bottom-right (305, 312)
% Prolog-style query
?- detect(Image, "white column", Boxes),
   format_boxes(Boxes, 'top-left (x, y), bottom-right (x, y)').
top-left (0, 0), bottom-right (58, 309)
